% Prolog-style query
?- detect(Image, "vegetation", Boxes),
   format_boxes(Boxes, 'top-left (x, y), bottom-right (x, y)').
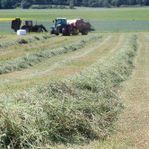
top-left (0, 34), bottom-right (51, 49)
top-left (0, 0), bottom-right (149, 9)
top-left (0, 8), bottom-right (149, 34)
top-left (0, 34), bottom-right (138, 148)
top-left (0, 35), bottom-right (100, 74)
top-left (0, 6), bottom-right (148, 149)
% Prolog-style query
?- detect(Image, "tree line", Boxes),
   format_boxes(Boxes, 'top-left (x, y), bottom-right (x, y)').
top-left (0, 0), bottom-right (149, 9)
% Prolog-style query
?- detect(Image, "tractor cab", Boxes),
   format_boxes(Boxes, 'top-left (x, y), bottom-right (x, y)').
top-left (51, 18), bottom-right (68, 35)
top-left (55, 18), bottom-right (67, 26)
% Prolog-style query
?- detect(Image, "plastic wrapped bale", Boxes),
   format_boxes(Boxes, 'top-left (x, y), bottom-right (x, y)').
top-left (17, 29), bottom-right (27, 36)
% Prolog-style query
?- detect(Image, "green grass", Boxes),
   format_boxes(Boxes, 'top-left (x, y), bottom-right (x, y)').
top-left (0, 7), bottom-right (147, 148)
top-left (0, 35), bottom-right (100, 74)
top-left (0, 7), bottom-right (149, 33)
top-left (0, 34), bottom-right (138, 148)
top-left (0, 7), bottom-right (149, 21)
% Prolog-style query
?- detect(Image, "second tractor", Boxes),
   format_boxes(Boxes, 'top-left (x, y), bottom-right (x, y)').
top-left (51, 18), bottom-right (91, 36)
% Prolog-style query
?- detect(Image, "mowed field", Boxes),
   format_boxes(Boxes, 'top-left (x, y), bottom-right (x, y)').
top-left (0, 7), bottom-right (149, 33)
top-left (0, 8), bottom-right (149, 149)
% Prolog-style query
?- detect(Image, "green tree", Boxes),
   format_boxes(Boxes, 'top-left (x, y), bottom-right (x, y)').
top-left (0, 0), bottom-right (149, 9)
top-left (21, 0), bottom-right (32, 8)
top-left (69, 0), bottom-right (74, 8)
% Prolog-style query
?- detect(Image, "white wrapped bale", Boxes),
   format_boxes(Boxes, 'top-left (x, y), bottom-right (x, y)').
top-left (17, 29), bottom-right (27, 36)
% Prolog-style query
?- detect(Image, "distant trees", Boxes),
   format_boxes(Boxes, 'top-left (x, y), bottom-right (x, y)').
top-left (75, 0), bottom-right (149, 7)
top-left (0, 0), bottom-right (14, 8)
top-left (21, 0), bottom-right (32, 8)
top-left (0, 0), bottom-right (149, 9)
top-left (69, 0), bottom-right (74, 8)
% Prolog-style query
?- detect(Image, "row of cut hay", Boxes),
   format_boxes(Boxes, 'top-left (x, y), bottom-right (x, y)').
top-left (0, 35), bottom-right (137, 148)
top-left (0, 35), bottom-right (101, 75)
top-left (0, 34), bottom-right (52, 49)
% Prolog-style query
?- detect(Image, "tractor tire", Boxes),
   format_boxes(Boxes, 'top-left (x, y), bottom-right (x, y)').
top-left (62, 27), bottom-right (70, 36)
top-left (50, 29), bottom-right (59, 35)
top-left (62, 32), bottom-right (70, 36)
top-left (71, 28), bottom-right (79, 35)
top-left (50, 30), bottom-right (54, 34)
top-left (81, 30), bottom-right (88, 35)
top-left (55, 32), bottom-right (59, 36)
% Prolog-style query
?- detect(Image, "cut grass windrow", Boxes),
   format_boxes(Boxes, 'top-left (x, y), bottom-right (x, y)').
top-left (0, 34), bottom-right (52, 49)
top-left (0, 35), bottom-right (101, 75)
top-left (0, 35), bottom-right (138, 148)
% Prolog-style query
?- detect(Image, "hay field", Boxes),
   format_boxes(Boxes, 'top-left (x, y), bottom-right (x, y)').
top-left (0, 7), bottom-right (149, 33)
top-left (0, 7), bottom-right (148, 149)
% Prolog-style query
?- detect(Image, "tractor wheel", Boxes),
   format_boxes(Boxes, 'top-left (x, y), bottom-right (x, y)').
top-left (81, 30), bottom-right (88, 35)
top-left (62, 27), bottom-right (70, 36)
top-left (50, 30), bottom-right (54, 34)
top-left (71, 28), bottom-right (79, 35)
top-left (55, 32), bottom-right (59, 36)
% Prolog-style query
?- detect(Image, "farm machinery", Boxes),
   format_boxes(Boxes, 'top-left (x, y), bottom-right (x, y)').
top-left (11, 18), bottom-right (48, 33)
top-left (51, 18), bottom-right (92, 36)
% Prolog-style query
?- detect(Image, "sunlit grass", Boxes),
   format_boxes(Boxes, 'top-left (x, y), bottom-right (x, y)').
top-left (0, 18), bottom-right (14, 22)
top-left (0, 34), bottom-right (138, 148)
top-left (0, 7), bottom-right (149, 33)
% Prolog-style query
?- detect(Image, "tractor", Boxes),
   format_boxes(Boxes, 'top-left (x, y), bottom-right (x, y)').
top-left (51, 18), bottom-right (71, 36)
top-left (51, 18), bottom-right (92, 36)
top-left (11, 18), bottom-right (48, 33)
